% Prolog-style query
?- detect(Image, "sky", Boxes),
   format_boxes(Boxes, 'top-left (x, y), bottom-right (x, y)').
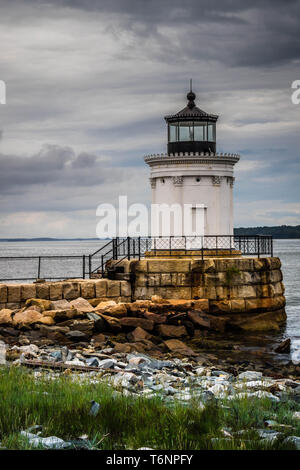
top-left (0, 0), bottom-right (299, 238)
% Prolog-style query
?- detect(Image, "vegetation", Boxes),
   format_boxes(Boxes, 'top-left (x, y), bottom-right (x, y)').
top-left (234, 225), bottom-right (300, 239)
top-left (225, 266), bottom-right (241, 286)
top-left (0, 366), bottom-right (299, 450)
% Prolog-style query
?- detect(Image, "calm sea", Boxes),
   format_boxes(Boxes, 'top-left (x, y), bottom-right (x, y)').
top-left (0, 239), bottom-right (299, 362)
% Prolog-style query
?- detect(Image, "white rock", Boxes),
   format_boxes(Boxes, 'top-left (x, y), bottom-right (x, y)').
top-left (292, 411), bottom-right (300, 420)
top-left (283, 436), bottom-right (300, 449)
top-left (20, 431), bottom-right (70, 449)
top-left (228, 391), bottom-right (280, 402)
top-left (237, 371), bottom-right (263, 381)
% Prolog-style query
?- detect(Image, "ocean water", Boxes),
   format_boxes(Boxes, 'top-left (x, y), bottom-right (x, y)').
top-left (0, 238), bottom-right (299, 361)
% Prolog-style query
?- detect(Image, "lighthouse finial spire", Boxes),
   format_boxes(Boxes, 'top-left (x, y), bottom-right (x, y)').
top-left (187, 80), bottom-right (196, 109)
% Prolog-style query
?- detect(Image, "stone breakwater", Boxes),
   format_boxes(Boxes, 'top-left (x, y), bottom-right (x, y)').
top-left (0, 293), bottom-right (287, 351)
top-left (0, 256), bottom-right (286, 332)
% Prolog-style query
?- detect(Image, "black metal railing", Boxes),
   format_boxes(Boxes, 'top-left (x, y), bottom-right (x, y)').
top-left (0, 255), bottom-right (89, 282)
top-left (0, 235), bottom-right (273, 281)
top-left (110, 235), bottom-right (273, 261)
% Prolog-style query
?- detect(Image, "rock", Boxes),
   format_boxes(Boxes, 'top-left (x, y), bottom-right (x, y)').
top-left (187, 310), bottom-right (210, 328)
top-left (101, 314), bottom-right (122, 333)
top-left (157, 324), bottom-right (187, 338)
top-left (20, 431), bottom-right (70, 449)
top-left (50, 351), bottom-right (62, 362)
top-left (13, 310), bottom-right (50, 329)
top-left (89, 400), bottom-right (100, 416)
top-left (87, 312), bottom-right (106, 332)
top-left (0, 309), bottom-right (13, 326)
top-left (120, 317), bottom-right (154, 331)
top-left (50, 299), bottom-right (71, 310)
top-left (69, 297), bottom-right (94, 313)
top-left (94, 300), bottom-right (117, 313)
top-left (92, 333), bottom-right (106, 347)
top-left (164, 339), bottom-right (196, 356)
top-left (233, 310), bottom-right (286, 332)
top-left (257, 429), bottom-right (282, 442)
top-left (113, 342), bottom-right (132, 353)
top-left (97, 359), bottom-right (116, 369)
top-left (69, 319), bottom-right (94, 336)
top-left (103, 303), bottom-right (128, 318)
top-left (237, 371), bottom-right (263, 381)
top-left (151, 295), bottom-right (165, 303)
top-left (128, 327), bottom-right (151, 342)
top-left (274, 338), bottom-right (291, 354)
top-left (292, 411), bottom-right (300, 420)
top-left (283, 436), bottom-right (300, 449)
top-left (44, 308), bottom-right (79, 322)
top-left (143, 312), bottom-right (167, 324)
top-left (25, 298), bottom-right (51, 311)
top-left (229, 391), bottom-right (280, 402)
top-left (66, 330), bottom-right (89, 341)
top-left (86, 357), bottom-right (99, 367)
top-left (128, 356), bottom-right (148, 366)
top-left (0, 340), bottom-right (6, 364)
top-left (187, 311), bottom-right (227, 332)
top-left (19, 344), bottom-right (40, 354)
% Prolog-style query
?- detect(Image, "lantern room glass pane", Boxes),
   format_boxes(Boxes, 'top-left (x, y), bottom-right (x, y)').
top-left (207, 123), bottom-right (216, 141)
top-left (169, 123), bottom-right (178, 142)
top-left (194, 122), bottom-right (207, 141)
top-left (179, 121), bottom-right (193, 141)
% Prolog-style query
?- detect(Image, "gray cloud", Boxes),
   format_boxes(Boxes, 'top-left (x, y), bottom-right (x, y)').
top-left (0, 0), bottom-right (299, 237)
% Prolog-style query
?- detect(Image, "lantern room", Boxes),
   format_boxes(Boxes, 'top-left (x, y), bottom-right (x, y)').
top-left (165, 89), bottom-right (218, 154)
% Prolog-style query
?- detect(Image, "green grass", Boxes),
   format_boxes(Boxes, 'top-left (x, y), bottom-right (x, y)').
top-left (0, 366), bottom-right (299, 450)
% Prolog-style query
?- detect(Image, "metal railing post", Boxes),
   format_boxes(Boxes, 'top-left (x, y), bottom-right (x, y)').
top-left (88, 254), bottom-right (92, 278)
top-left (82, 255), bottom-right (86, 279)
top-left (257, 236), bottom-right (260, 258)
top-left (37, 256), bottom-right (41, 279)
top-left (127, 237), bottom-right (131, 261)
top-left (138, 236), bottom-right (141, 260)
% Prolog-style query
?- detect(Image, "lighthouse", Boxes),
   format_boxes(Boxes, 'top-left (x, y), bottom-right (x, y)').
top-left (144, 86), bottom-right (240, 241)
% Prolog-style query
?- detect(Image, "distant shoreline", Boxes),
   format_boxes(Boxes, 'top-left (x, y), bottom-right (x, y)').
top-left (0, 238), bottom-right (109, 242)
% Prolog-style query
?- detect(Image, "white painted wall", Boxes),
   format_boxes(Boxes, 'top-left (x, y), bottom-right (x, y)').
top-left (145, 153), bottom-right (239, 238)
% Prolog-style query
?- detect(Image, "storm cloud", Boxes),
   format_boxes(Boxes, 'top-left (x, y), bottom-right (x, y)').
top-left (0, 0), bottom-right (299, 237)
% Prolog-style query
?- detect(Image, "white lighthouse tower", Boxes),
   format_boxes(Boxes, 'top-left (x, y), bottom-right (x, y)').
top-left (145, 86), bottom-right (240, 242)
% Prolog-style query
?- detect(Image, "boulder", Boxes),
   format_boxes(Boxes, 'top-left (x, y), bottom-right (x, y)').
top-left (44, 308), bottom-right (79, 322)
top-left (13, 309), bottom-right (54, 328)
top-left (69, 297), bottom-right (94, 313)
top-left (37, 325), bottom-right (70, 339)
top-left (113, 342), bottom-right (132, 353)
top-left (87, 312), bottom-right (106, 332)
top-left (128, 327), bottom-right (151, 342)
top-left (100, 314), bottom-right (122, 333)
top-left (66, 330), bottom-right (89, 342)
top-left (187, 311), bottom-right (228, 332)
top-left (231, 309), bottom-right (286, 332)
top-left (120, 317), bottom-right (154, 331)
top-left (157, 324), bottom-right (187, 338)
top-left (25, 298), bottom-right (51, 311)
top-left (94, 300), bottom-right (117, 313)
top-left (188, 310), bottom-right (210, 328)
top-left (0, 309), bottom-right (13, 326)
top-left (50, 299), bottom-right (71, 310)
top-left (69, 319), bottom-right (94, 337)
top-left (274, 338), bottom-right (291, 354)
top-left (92, 333), bottom-right (106, 347)
top-left (103, 303), bottom-right (128, 318)
top-left (127, 300), bottom-right (151, 316)
top-left (164, 339), bottom-right (196, 356)
top-left (191, 299), bottom-right (209, 312)
top-left (143, 311), bottom-right (167, 324)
